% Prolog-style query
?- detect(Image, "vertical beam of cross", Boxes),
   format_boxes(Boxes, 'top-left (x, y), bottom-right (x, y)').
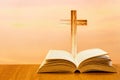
top-left (71, 10), bottom-right (77, 58)
top-left (71, 10), bottom-right (87, 57)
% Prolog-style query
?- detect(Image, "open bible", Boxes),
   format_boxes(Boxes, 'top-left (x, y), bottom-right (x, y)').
top-left (38, 48), bottom-right (116, 73)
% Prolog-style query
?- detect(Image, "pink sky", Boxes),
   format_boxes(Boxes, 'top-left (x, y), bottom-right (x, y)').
top-left (0, 0), bottom-right (120, 64)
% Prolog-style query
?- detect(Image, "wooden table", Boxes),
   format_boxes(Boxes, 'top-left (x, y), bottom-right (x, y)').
top-left (0, 64), bottom-right (120, 80)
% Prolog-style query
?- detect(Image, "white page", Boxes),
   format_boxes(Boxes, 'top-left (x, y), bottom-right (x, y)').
top-left (75, 48), bottom-right (108, 67)
top-left (95, 55), bottom-right (112, 66)
top-left (46, 50), bottom-right (75, 64)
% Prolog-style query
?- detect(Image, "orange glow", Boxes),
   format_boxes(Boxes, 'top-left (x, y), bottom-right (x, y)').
top-left (0, 0), bottom-right (120, 64)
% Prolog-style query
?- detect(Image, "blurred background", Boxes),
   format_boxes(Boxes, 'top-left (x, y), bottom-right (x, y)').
top-left (0, 0), bottom-right (120, 64)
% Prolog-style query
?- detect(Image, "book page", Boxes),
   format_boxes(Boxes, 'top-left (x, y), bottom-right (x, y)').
top-left (45, 50), bottom-right (75, 64)
top-left (75, 48), bottom-right (107, 67)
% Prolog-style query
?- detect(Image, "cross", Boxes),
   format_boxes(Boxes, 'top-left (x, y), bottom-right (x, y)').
top-left (64, 10), bottom-right (87, 57)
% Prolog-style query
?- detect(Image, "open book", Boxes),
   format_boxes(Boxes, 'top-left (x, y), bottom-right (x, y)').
top-left (38, 48), bottom-right (116, 73)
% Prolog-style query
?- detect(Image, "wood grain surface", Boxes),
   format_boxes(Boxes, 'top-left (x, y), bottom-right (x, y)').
top-left (0, 64), bottom-right (120, 80)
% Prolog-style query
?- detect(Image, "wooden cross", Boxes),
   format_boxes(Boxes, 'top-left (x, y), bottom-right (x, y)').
top-left (70, 10), bottom-right (87, 57)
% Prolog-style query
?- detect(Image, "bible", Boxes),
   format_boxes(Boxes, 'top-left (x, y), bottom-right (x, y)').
top-left (38, 48), bottom-right (116, 73)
